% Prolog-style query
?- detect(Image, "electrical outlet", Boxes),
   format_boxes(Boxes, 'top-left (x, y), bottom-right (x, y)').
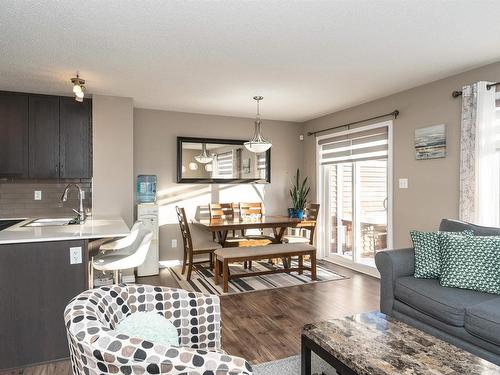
top-left (399, 178), bottom-right (409, 189)
top-left (70, 247), bottom-right (82, 264)
top-left (171, 239), bottom-right (177, 248)
top-left (34, 190), bottom-right (42, 200)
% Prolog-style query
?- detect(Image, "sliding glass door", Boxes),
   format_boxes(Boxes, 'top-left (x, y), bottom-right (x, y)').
top-left (318, 121), bottom-right (392, 270)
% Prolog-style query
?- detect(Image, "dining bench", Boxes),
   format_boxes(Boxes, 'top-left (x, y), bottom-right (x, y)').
top-left (214, 243), bottom-right (317, 292)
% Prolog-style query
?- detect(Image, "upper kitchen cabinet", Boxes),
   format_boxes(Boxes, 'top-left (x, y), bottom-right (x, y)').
top-left (28, 95), bottom-right (60, 178)
top-left (59, 97), bottom-right (92, 178)
top-left (0, 92), bottom-right (92, 179)
top-left (0, 92), bottom-right (29, 177)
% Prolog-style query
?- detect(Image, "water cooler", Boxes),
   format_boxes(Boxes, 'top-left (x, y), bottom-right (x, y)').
top-left (137, 203), bottom-right (159, 276)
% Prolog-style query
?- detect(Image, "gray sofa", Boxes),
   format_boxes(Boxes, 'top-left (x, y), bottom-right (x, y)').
top-left (375, 219), bottom-right (500, 365)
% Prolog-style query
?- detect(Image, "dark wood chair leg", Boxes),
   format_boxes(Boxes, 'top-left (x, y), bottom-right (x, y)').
top-left (310, 252), bottom-right (317, 281)
top-left (248, 260), bottom-right (252, 269)
top-left (181, 248), bottom-right (187, 275)
top-left (187, 252), bottom-right (194, 281)
top-left (244, 261), bottom-right (248, 269)
top-left (298, 255), bottom-right (303, 275)
top-left (223, 259), bottom-right (229, 293)
top-left (209, 252), bottom-right (214, 270)
top-left (214, 258), bottom-right (220, 284)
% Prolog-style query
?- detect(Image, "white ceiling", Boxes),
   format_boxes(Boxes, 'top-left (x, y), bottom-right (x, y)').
top-left (1, 1), bottom-right (500, 122)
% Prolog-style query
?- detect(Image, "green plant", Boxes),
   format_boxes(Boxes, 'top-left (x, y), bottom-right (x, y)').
top-left (289, 168), bottom-right (310, 211)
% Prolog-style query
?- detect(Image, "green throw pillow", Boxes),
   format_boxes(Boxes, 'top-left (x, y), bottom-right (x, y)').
top-left (410, 230), bottom-right (473, 279)
top-left (410, 231), bottom-right (442, 279)
top-left (440, 234), bottom-right (500, 295)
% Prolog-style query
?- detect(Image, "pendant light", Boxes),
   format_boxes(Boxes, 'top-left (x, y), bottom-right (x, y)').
top-left (244, 96), bottom-right (272, 153)
top-left (71, 74), bottom-right (86, 102)
top-left (194, 143), bottom-right (213, 164)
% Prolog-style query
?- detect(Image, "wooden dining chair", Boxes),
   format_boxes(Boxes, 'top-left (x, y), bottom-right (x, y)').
top-left (239, 202), bottom-right (264, 218)
top-left (175, 206), bottom-right (221, 281)
top-left (209, 203), bottom-right (255, 268)
top-left (209, 203), bottom-right (237, 237)
top-left (283, 203), bottom-right (320, 245)
top-left (209, 203), bottom-right (235, 220)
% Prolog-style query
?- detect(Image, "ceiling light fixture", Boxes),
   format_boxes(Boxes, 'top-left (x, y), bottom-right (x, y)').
top-left (71, 74), bottom-right (86, 102)
top-left (194, 143), bottom-right (213, 164)
top-left (244, 96), bottom-right (272, 153)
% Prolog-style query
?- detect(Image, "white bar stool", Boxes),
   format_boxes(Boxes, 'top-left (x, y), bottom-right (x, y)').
top-left (91, 228), bottom-right (153, 287)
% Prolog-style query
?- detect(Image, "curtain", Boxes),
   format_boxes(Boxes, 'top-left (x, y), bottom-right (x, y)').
top-left (459, 81), bottom-right (499, 226)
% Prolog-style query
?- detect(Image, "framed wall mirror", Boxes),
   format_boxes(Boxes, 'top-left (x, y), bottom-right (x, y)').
top-left (177, 137), bottom-right (271, 183)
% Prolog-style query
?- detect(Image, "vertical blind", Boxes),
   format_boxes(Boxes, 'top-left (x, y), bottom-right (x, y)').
top-left (318, 125), bottom-right (389, 165)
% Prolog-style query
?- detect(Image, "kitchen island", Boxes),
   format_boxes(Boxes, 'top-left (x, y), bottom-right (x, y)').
top-left (0, 216), bottom-right (129, 371)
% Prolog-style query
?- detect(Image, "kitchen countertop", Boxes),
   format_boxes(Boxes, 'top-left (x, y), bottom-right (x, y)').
top-left (0, 216), bottom-right (130, 245)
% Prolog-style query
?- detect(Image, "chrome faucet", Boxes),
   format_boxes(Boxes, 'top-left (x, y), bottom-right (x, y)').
top-left (61, 183), bottom-right (86, 223)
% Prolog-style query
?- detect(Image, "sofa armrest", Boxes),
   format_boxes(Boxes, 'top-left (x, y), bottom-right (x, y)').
top-left (375, 248), bottom-right (415, 315)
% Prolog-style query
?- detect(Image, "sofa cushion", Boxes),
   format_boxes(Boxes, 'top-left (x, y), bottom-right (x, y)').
top-left (440, 233), bottom-right (500, 295)
top-left (394, 276), bottom-right (498, 326)
top-left (465, 299), bottom-right (500, 346)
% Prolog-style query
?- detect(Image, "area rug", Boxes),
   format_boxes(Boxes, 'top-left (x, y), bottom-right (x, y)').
top-left (168, 260), bottom-right (347, 295)
top-left (252, 354), bottom-right (337, 375)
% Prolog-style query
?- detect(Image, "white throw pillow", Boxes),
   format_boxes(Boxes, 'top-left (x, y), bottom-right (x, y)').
top-left (115, 311), bottom-right (179, 346)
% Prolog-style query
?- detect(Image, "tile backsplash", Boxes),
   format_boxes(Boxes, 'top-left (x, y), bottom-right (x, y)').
top-left (0, 179), bottom-right (92, 218)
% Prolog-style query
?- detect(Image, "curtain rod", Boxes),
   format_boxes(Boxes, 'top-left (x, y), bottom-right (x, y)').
top-left (452, 82), bottom-right (499, 98)
top-left (307, 110), bottom-right (399, 136)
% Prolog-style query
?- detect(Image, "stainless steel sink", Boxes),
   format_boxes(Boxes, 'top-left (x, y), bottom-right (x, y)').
top-left (22, 217), bottom-right (79, 227)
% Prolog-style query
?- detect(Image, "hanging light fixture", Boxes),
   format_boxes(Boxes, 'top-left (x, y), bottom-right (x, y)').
top-left (194, 143), bottom-right (213, 164)
top-left (70, 74), bottom-right (86, 102)
top-left (244, 96), bottom-right (272, 153)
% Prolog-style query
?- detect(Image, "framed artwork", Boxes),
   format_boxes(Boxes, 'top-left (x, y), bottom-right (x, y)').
top-left (415, 124), bottom-right (446, 160)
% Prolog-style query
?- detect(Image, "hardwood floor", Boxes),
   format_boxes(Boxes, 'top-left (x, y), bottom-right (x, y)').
top-left (2, 261), bottom-right (379, 374)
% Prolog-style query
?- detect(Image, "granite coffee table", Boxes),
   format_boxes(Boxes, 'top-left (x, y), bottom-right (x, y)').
top-left (301, 311), bottom-right (500, 375)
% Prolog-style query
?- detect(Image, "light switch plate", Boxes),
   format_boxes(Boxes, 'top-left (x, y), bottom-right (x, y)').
top-left (70, 247), bottom-right (82, 264)
top-left (34, 190), bottom-right (42, 200)
top-left (399, 178), bottom-right (409, 189)
top-left (171, 239), bottom-right (177, 248)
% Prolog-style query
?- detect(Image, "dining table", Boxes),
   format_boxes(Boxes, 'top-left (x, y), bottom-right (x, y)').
top-left (195, 215), bottom-right (316, 247)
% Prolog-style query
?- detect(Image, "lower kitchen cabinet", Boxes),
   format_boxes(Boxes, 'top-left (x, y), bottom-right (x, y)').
top-left (0, 240), bottom-right (88, 370)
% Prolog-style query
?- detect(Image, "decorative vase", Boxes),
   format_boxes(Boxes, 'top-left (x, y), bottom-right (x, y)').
top-left (288, 208), bottom-right (295, 218)
top-left (296, 209), bottom-right (304, 220)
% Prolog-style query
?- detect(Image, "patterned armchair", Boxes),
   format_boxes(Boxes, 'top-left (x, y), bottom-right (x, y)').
top-left (64, 284), bottom-right (253, 374)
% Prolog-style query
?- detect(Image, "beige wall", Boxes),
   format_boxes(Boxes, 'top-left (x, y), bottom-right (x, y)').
top-left (92, 95), bottom-right (134, 226)
top-left (303, 61), bottom-right (500, 248)
top-left (134, 109), bottom-right (304, 261)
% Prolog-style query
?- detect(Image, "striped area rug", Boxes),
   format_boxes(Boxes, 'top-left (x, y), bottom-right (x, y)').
top-left (168, 260), bottom-right (347, 295)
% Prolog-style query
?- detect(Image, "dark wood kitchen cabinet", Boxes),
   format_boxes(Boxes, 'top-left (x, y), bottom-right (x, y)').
top-left (0, 91), bottom-right (92, 179)
top-left (0, 92), bottom-right (29, 177)
top-left (60, 97), bottom-right (92, 178)
top-left (28, 95), bottom-right (60, 178)
top-left (0, 240), bottom-right (88, 370)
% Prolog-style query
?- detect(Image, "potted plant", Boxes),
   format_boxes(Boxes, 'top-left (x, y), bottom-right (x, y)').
top-left (289, 168), bottom-right (310, 219)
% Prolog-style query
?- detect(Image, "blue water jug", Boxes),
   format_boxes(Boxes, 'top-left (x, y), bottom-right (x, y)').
top-left (137, 175), bottom-right (157, 203)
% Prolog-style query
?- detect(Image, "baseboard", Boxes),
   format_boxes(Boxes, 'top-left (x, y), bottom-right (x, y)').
top-left (323, 256), bottom-right (380, 278)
